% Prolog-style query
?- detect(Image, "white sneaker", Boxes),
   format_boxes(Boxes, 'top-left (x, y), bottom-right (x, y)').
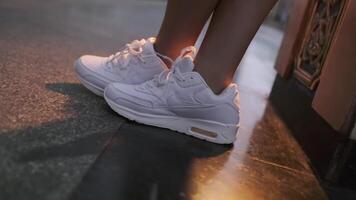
top-left (104, 47), bottom-right (240, 144)
top-left (74, 37), bottom-right (170, 96)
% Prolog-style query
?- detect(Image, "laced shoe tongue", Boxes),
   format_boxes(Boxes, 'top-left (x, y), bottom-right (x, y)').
top-left (130, 39), bottom-right (145, 48)
top-left (141, 38), bottom-right (156, 55)
top-left (174, 56), bottom-right (194, 73)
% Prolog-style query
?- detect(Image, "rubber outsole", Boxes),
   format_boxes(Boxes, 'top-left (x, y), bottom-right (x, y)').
top-left (104, 90), bottom-right (238, 144)
top-left (76, 74), bottom-right (104, 97)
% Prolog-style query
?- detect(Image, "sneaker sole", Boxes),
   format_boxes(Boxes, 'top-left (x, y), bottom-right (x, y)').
top-left (104, 94), bottom-right (238, 144)
top-left (76, 73), bottom-right (105, 97)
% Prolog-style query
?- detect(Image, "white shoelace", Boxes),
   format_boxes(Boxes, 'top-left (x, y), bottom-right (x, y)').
top-left (107, 39), bottom-right (146, 70)
top-left (150, 46), bottom-right (197, 87)
top-left (107, 39), bottom-right (174, 71)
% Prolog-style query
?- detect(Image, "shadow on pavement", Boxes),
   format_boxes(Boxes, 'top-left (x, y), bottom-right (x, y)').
top-left (16, 83), bottom-right (122, 162)
top-left (5, 83), bottom-right (231, 200)
top-left (70, 105), bottom-right (232, 200)
top-left (0, 83), bottom-right (122, 200)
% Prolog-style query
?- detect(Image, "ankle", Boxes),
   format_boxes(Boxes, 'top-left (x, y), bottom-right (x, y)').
top-left (197, 70), bottom-right (232, 95)
top-left (209, 82), bottom-right (230, 95)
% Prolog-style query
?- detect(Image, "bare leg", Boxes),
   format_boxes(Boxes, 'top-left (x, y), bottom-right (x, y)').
top-left (194, 0), bottom-right (278, 94)
top-left (154, 0), bottom-right (219, 65)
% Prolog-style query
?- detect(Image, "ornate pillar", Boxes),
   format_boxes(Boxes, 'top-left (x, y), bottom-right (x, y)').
top-left (272, 0), bottom-right (356, 183)
top-left (294, 0), bottom-right (348, 90)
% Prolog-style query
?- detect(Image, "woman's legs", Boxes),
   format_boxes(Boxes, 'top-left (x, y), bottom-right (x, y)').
top-left (154, 0), bottom-right (219, 63)
top-left (155, 0), bottom-right (278, 93)
top-left (194, 0), bottom-right (278, 94)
